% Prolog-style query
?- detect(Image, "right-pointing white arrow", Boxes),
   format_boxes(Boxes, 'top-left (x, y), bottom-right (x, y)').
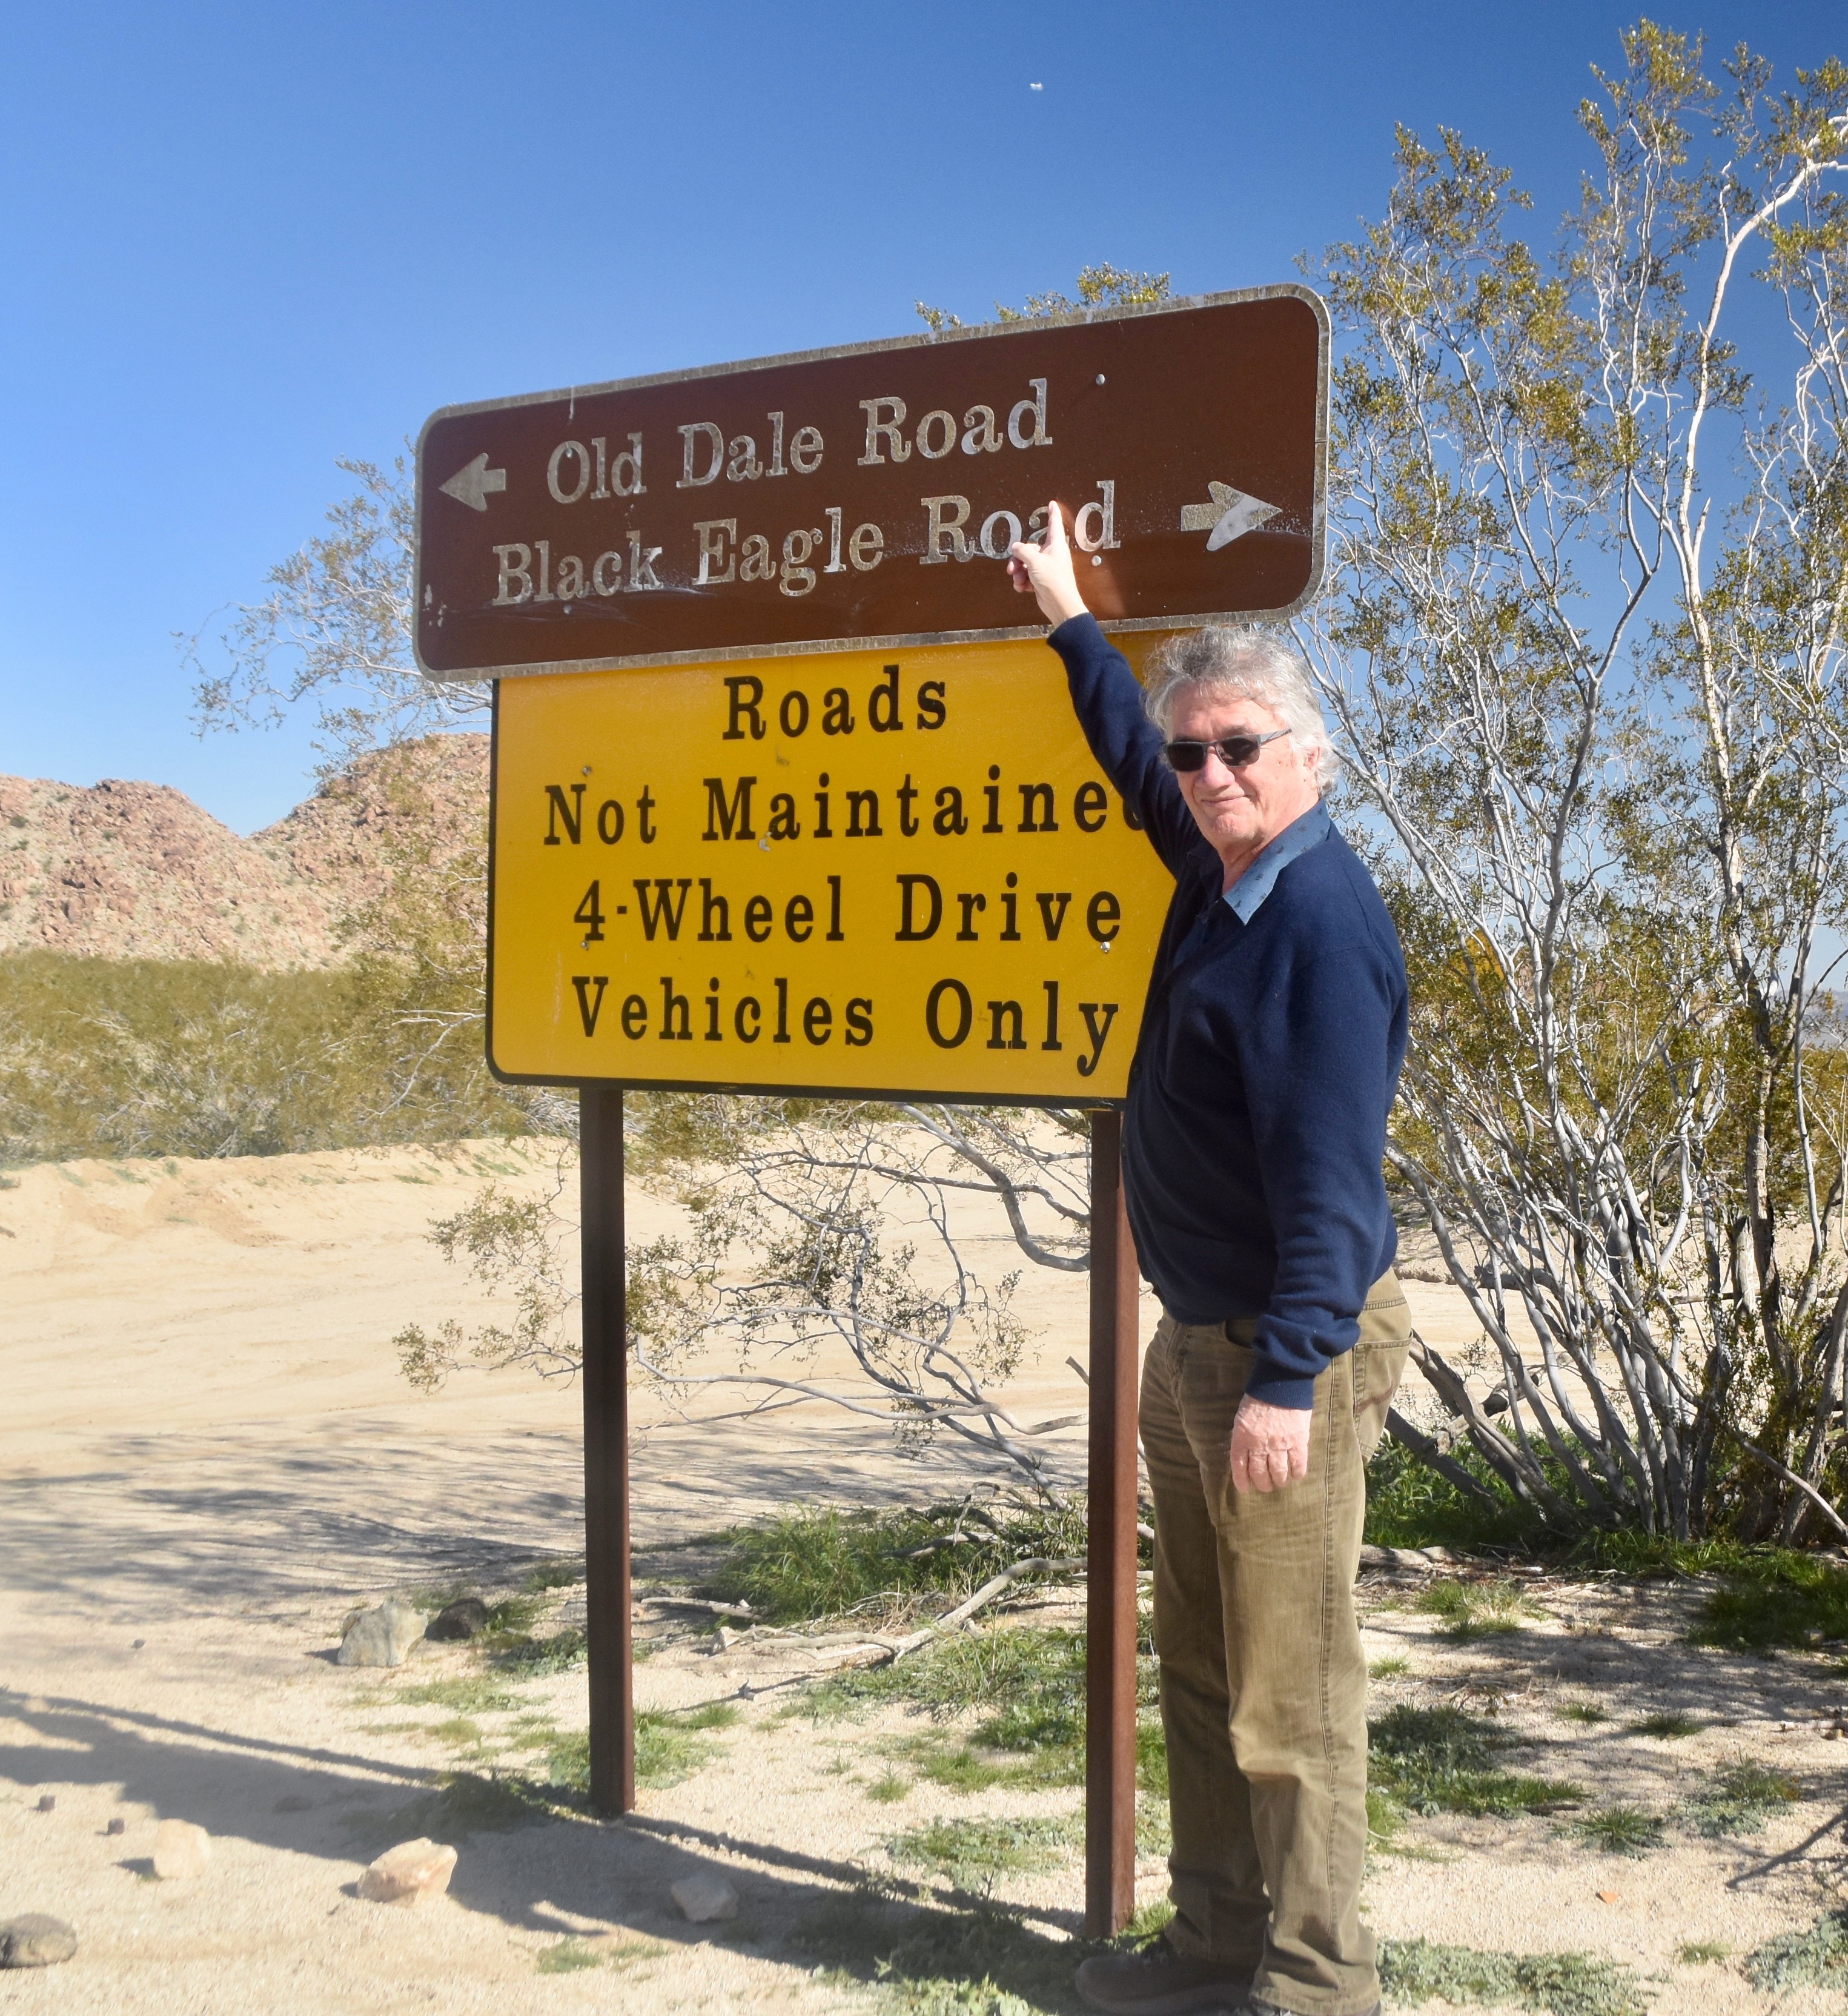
top-left (439, 453), bottom-right (507, 512)
top-left (1181, 481), bottom-right (1280, 551)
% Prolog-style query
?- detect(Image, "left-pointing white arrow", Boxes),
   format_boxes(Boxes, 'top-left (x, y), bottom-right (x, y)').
top-left (439, 453), bottom-right (507, 512)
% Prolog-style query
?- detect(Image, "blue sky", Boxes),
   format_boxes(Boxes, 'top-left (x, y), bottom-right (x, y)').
top-left (2, 0), bottom-right (1840, 833)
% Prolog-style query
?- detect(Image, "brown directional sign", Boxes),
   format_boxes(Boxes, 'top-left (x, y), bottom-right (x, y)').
top-left (414, 285), bottom-right (1327, 680)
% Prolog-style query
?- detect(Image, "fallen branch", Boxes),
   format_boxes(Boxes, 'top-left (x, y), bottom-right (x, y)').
top-left (877, 1556), bottom-right (1086, 1665)
top-left (642, 1596), bottom-right (756, 1621)
top-left (896, 1534), bottom-right (977, 1560)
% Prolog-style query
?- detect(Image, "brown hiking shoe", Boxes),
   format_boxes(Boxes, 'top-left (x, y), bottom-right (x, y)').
top-left (1076, 1942), bottom-right (1254, 2016)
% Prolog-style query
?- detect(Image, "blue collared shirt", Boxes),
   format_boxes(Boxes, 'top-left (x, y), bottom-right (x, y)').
top-left (1223, 800), bottom-right (1333, 923)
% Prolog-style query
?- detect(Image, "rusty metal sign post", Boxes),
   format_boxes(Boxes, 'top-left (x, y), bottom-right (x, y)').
top-left (420, 287), bottom-right (1328, 1937)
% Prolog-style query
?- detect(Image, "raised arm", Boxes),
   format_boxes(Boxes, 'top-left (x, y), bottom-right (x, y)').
top-left (1008, 503), bottom-right (1194, 874)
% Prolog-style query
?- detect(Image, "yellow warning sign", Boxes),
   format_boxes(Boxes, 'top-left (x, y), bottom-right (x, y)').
top-left (488, 639), bottom-right (1175, 1102)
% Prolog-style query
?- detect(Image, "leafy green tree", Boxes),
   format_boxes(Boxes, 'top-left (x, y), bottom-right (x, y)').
top-left (916, 261), bottom-right (1171, 333)
top-left (1303, 23), bottom-right (1848, 1537)
top-left (184, 454), bottom-right (481, 769)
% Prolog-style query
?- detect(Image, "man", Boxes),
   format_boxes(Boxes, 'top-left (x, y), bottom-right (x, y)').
top-left (1008, 507), bottom-right (1410, 2016)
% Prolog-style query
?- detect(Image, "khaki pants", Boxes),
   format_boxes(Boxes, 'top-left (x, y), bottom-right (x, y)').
top-left (1139, 1275), bottom-right (1409, 2016)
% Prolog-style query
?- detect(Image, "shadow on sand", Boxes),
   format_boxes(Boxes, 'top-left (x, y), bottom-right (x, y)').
top-left (0, 1685), bottom-right (1094, 2009)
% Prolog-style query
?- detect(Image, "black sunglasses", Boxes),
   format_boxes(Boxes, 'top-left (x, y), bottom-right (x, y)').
top-left (1162, 728), bottom-right (1290, 772)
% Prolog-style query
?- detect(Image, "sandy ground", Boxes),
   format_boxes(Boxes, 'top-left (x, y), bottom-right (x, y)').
top-left (1, 1140), bottom-right (1844, 2013)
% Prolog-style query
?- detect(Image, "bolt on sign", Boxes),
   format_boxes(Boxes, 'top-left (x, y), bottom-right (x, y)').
top-left (421, 286), bottom-right (1328, 1101)
top-left (414, 286), bottom-right (1328, 677)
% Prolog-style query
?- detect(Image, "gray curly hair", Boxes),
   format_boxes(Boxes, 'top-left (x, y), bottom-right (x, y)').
top-left (1142, 626), bottom-right (1339, 796)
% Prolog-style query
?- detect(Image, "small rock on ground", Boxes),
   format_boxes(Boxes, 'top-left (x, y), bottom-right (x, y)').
top-left (357, 1838), bottom-right (457, 1905)
top-left (337, 1598), bottom-right (425, 1666)
top-left (671, 1873), bottom-right (739, 1924)
top-left (426, 1597), bottom-right (489, 1642)
top-left (0, 1916), bottom-right (78, 1968)
top-left (153, 1819), bottom-right (212, 1882)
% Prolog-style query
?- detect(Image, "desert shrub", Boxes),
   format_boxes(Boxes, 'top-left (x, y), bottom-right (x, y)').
top-left (0, 950), bottom-right (527, 1162)
top-left (1, 953), bottom-right (350, 1161)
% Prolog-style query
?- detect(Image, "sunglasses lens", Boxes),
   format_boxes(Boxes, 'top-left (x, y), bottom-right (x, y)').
top-left (1165, 742), bottom-right (1207, 771)
top-left (1217, 738), bottom-right (1260, 768)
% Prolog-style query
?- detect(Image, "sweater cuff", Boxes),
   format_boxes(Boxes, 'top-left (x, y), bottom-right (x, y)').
top-left (1047, 610), bottom-right (1104, 658)
top-left (1242, 1361), bottom-right (1317, 1411)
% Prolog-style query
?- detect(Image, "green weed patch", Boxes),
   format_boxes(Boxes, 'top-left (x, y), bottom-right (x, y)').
top-left (1563, 1533), bottom-right (1848, 1652)
top-left (1380, 1937), bottom-right (1647, 2016)
top-left (804, 1624), bottom-right (1165, 1803)
top-left (703, 1499), bottom-right (1099, 1626)
top-left (546, 1703), bottom-right (737, 1793)
top-left (889, 1815), bottom-right (1080, 1888)
top-left (1363, 1437), bottom-right (1540, 1551)
top-left (1681, 1758), bottom-right (1800, 1837)
top-left (1369, 1705), bottom-right (1581, 1818)
top-left (1415, 1578), bottom-right (1534, 1640)
top-left (791, 1892), bottom-right (1085, 2015)
top-left (1571, 1806), bottom-right (1666, 1857)
top-left (1745, 1911), bottom-right (1848, 1992)
top-left (535, 1940), bottom-right (603, 1973)
top-left (394, 1675), bottom-right (523, 1716)
top-left (1627, 1711), bottom-right (1701, 1739)
top-left (912, 1745), bottom-right (1018, 1794)
top-left (1692, 1554), bottom-right (1848, 1651)
top-left (394, 1771), bottom-right (551, 1838)
top-left (498, 1626), bottom-right (587, 1674)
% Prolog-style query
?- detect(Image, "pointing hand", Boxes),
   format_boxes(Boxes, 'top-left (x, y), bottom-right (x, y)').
top-left (1007, 500), bottom-right (1088, 629)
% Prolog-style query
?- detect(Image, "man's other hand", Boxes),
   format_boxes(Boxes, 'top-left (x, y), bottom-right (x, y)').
top-left (1007, 500), bottom-right (1088, 628)
top-left (1230, 1393), bottom-right (1312, 1493)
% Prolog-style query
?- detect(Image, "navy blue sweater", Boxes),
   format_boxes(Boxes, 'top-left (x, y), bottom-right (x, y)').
top-left (1050, 614), bottom-right (1408, 1409)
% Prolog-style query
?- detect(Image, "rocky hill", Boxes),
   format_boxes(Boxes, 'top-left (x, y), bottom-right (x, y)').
top-left (0, 735), bottom-right (488, 968)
